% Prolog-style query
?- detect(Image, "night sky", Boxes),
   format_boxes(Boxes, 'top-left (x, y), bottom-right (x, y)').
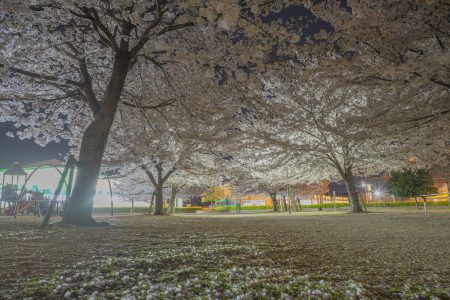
top-left (0, 123), bottom-right (69, 168)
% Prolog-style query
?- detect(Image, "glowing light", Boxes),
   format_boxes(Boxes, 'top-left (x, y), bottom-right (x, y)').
top-left (373, 186), bottom-right (385, 199)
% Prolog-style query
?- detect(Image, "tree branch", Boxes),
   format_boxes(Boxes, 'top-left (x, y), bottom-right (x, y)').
top-left (122, 98), bottom-right (176, 110)
top-left (6, 66), bottom-right (82, 87)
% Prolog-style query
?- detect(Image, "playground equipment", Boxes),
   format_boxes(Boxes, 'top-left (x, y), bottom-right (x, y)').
top-left (1, 162), bottom-right (27, 217)
top-left (1, 157), bottom-right (116, 224)
top-left (0, 160), bottom-right (70, 219)
top-left (3, 200), bottom-right (30, 215)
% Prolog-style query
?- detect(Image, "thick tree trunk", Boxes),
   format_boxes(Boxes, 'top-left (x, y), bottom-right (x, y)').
top-left (168, 186), bottom-right (178, 215)
top-left (149, 192), bottom-right (155, 215)
top-left (154, 184), bottom-right (164, 216)
top-left (63, 119), bottom-right (114, 225)
top-left (282, 194), bottom-right (288, 212)
top-left (270, 192), bottom-right (278, 212)
top-left (289, 191), bottom-right (299, 212)
top-left (63, 53), bottom-right (131, 226)
top-left (343, 169), bottom-right (363, 213)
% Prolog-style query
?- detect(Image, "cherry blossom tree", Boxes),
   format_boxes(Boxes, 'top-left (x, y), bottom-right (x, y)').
top-left (0, 1), bottom-right (201, 224)
top-left (1, 0), bottom-right (447, 222)
top-left (105, 75), bottom-right (234, 215)
top-left (232, 74), bottom-right (411, 212)
top-left (1, 0), bottom-right (311, 224)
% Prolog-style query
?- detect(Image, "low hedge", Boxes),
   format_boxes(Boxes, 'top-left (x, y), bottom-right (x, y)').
top-left (366, 200), bottom-right (449, 207)
top-left (92, 207), bottom-right (147, 214)
top-left (93, 200), bottom-right (449, 214)
top-left (174, 207), bottom-right (198, 213)
top-left (214, 205), bottom-right (273, 211)
top-left (93, 206), bottom-right (199, 214)
top-left (301, 203), bottom-right (349, 209)
top-left (299, 201), bottom-right (449, 209)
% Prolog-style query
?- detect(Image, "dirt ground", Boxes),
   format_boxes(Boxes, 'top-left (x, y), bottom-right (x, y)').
top-left (0, 208), bottom-right (449, 299)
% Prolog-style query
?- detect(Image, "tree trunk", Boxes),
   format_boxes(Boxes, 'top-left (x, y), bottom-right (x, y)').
top-left (446, 177), bottom-right (450, 206)
top-left (63, 53), bottom-right (131, 226)
top-left (154, 184), bottom-right (164, 216)
top-left (149, 192), bottom-right (155, 215)
top-left (63, 119), bottom-right (114, 225)
top-left (270, 192), bottom-right (278, 212)
top-left (343, 168), bottom-right (364, 213)
top-left (289, 191), bottom-right (298, 212)
top-left (142, 163), bottom-right (176, 216)
top-left (414, 196), bottom-right (419, 209)
top-left (282, 194), bottom-right (288, 212)
top-left (168, 186), bottom-right (178, 215)
top-left (296, 196), bottom-right (302, 211)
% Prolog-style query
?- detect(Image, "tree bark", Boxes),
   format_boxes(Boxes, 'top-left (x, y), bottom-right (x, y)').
top-left (63, 53), bottom-right (131, 225)
top-left (414, 197), bottom-right (419, 209)
top-left (446, 177), bottom-right (450, 206)
top-left (296, 197), bottom-right (302, 211)
top-left (154, 183), bottom-right (164, 216)
top-left (63, 118), bottom-right (115, 225)
top-left (343, 169), bottom-right (364, 213)
top-left (270, 192), bottom-right (278, 212)
top-left (168, 186), bottom-right (178, 215)
top-left (149, 192), bottom-right (155, 215)
top-left (289, 191), bottom-right (299, 212)
top-left (282, 194), bottom-right (288, 211)
top-left (142, 163), bottom-right (176, 216)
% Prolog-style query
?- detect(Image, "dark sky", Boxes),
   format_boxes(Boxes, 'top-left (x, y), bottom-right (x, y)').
top-left (0, 122), bottom-right (69, 168)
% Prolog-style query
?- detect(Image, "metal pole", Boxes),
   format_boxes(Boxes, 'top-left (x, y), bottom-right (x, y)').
top-left (12, 175), bottom-right (19, 218)
top-left (63, 162), bottom-right (75, 221)
top-left (41, 156), bottom-right (74, 228)
top-left (107, 176), bottom-right (113, 217)
top-left (333, 190), bottom-right (337, 212)
top-left (0, 173), bottom-right (5, 215)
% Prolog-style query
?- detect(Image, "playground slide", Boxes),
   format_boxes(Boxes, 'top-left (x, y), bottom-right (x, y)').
top-left (3, 201), bottom-right (30, 216)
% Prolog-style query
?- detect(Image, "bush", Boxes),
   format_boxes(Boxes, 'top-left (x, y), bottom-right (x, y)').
top-left (300, 201), bottom-right (449, 209)
top-left (92, 207), bottom-right (148, 214)
top-left (93, 206), bottom-right (202, 214)
top-left (301, 203), bottom-right (349, 209)
top-left (214, 205), bottom-right (273, 211)
top-left (175, 207), bottom-right (198, 213)
top-left (366, 200), bottom-right (449, 207)
top-left (92, 200), bottom-right (449, 215)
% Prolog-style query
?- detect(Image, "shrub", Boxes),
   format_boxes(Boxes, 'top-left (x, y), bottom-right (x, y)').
top-left (301, 203), bottom-right (349, 209)
top-left (93, 206), bottom-right (202, 214)
top-left (92, 200), bottom-right (449, 215)
top-left (366, 200), bottom-right (448, 207)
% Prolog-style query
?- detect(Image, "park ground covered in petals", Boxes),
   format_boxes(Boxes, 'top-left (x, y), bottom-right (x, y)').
top-left (1, 209), bottom-right (450, 299)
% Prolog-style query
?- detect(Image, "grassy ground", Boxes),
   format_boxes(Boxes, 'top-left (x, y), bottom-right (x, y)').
top-left (0, 208), bottom-right (449, 299)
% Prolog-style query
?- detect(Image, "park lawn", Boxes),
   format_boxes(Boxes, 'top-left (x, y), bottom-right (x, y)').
top-left (0, 208), bottom-right (449, 299)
